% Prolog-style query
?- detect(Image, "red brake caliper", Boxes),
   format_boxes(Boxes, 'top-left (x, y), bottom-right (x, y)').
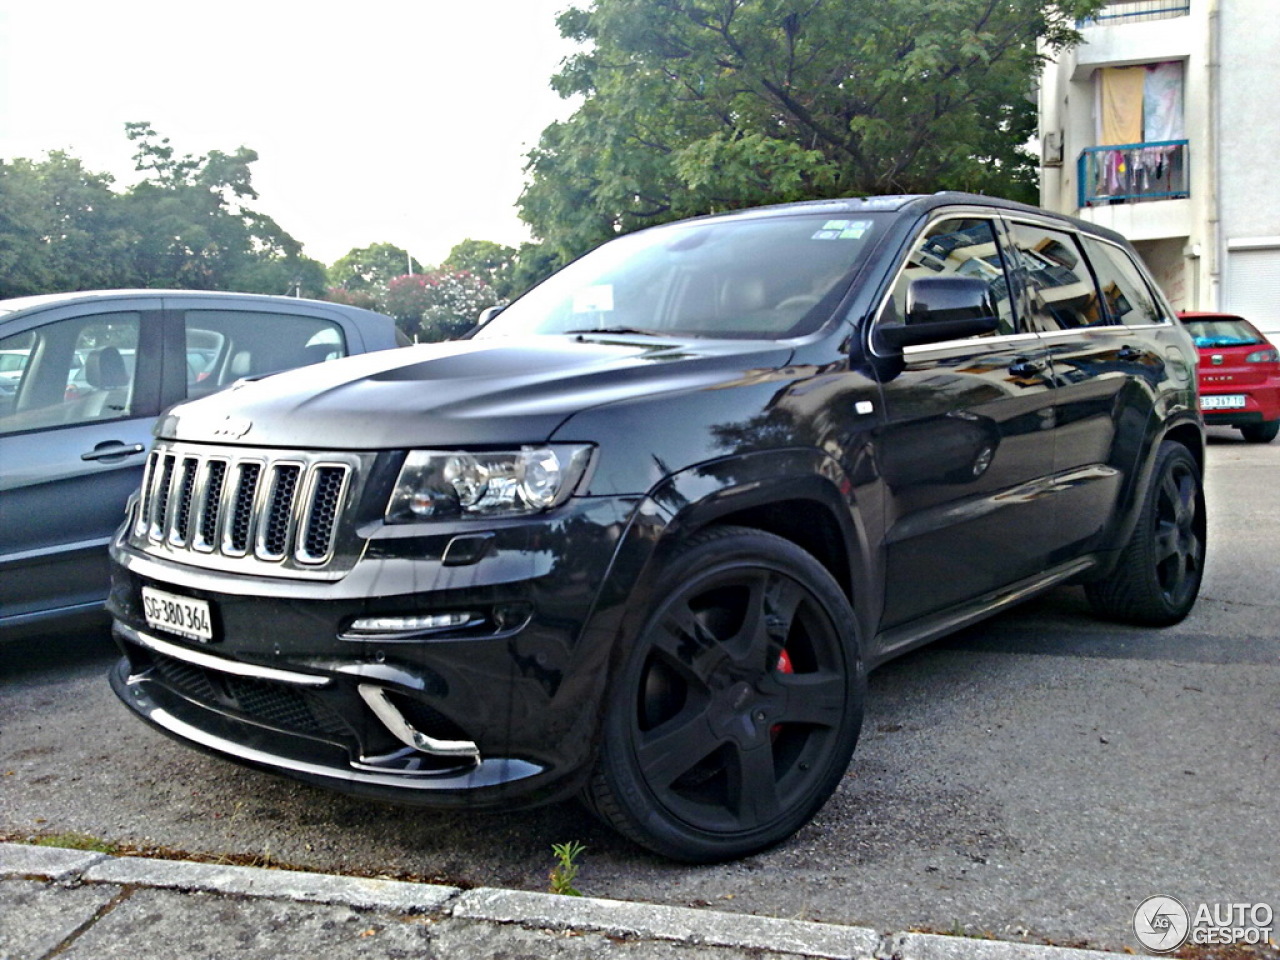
top-left (772, 650), bottom-right (793, 738)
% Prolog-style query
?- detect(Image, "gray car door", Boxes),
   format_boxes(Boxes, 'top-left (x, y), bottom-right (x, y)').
top-left (0, 300), bottom-right (163, 631)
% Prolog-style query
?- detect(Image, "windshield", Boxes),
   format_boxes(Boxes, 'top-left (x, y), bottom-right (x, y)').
top-left (1184, 316), bottom-right (1265, 348)
top-left (478, 213), bottom-right (887, 341)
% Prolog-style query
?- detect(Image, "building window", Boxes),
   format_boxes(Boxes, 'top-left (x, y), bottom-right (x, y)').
top-left (1097, 62), bottom-right (1184, 145)
top-left (1080, 62), bottom-right (1188, 207)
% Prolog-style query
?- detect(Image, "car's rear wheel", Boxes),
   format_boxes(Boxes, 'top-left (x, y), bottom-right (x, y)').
top-left (1239, 420), bottom-right (1279, 444)
top-left (1085, 441), bottom-right (1205, 625)
top-left (583, 526), bottom-right (863, 863)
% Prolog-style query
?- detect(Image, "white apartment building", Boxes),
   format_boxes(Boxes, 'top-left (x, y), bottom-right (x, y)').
top-left (1038, 0), bottom-right (1280, 333)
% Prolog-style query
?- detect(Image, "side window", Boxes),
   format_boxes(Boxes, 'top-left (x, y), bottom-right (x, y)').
top-left (879, 218), bottom-right (1017, 337)
top-left (182, 310), bottom-right (347, 400)
top-left (1005, 223), bottom-right (1104, 332)
top-left (0, 313), bottom-right (142, 436)
top-left (1079, 237), bottom-right (1169, 327)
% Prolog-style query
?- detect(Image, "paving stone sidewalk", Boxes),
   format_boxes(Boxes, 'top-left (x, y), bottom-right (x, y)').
top-left (0, 843), bottom-right (1123, 960)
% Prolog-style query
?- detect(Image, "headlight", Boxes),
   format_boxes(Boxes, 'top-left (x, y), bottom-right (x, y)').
top-left (385, 445), bottom-right (594, 523)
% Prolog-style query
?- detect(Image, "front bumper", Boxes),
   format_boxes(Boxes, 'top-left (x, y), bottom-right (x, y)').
top-left (107, 495), bottom-right (644, 809)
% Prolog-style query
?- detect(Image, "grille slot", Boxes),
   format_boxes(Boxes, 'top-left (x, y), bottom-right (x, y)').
top-left (194, 460), bottom-right (227, 552)
top-left (299, 466), bottom-right (349, 563)
top-left (258, 463), bottom-right (302, 560)
top-left (227, 462), bottom-right (262, 555)
top-left (152, 652), bottom-right (351, 739)
top-left (135, 443), bottom-right (356, 571)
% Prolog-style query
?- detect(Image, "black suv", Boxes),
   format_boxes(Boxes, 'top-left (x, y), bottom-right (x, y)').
top-left (107, 194), bottom-right (1205, 862)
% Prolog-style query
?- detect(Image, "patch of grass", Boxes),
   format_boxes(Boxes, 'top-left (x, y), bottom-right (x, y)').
top-left (32, 832), bottom-right (118, 854)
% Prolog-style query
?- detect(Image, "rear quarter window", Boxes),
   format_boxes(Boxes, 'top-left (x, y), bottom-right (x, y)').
top-left (1078, 236), bottom-right (1170, 327)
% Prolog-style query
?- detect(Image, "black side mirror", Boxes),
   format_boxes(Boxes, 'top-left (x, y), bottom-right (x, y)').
top-left (875, 276), bottom-right (1001, 351)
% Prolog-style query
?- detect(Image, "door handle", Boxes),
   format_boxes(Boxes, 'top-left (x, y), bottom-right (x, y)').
top-left (81, 441), bottom-right (146, 462)
top-left (1008, 357), bottom-right (1046, 377)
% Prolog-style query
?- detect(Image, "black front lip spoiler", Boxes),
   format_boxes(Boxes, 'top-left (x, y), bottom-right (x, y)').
top-left (109, 637), bottom-right (547, 807)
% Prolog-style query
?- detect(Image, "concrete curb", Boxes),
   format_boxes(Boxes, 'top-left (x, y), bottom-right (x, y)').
top-left (453, 886), bottom-right (882, 959)
top-left (81, 855), bottom-right (460, 912)
top-left (1, 842), bottom-right (1124, 960)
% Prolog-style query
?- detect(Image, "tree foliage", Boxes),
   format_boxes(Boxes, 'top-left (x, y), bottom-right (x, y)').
top-left (0, 152), bottom-right (136, 297)
top-left (520, 0), bottom-right (1104, 264)
top-left (382, 271), bottom-right (497, 341)
top-left (0, 123), bottom-right (327, 299)
top-left (121, 122), bottom-right (325, 294)
top-left (443, 238), bottom-right (519, 299)
top-left (327, 242), bottom-right (426, 293)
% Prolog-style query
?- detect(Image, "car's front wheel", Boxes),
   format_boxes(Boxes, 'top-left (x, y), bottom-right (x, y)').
top-left (1085, 441), bottom-right (1206, 625)
top-left (583, 526), bottom-right (863, 863)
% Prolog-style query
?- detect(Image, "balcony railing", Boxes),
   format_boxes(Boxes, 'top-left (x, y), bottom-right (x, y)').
top-left (1080, 1), bottom-right (1190, 24)
top-left (1078, 140), bottom-right (1189, 208)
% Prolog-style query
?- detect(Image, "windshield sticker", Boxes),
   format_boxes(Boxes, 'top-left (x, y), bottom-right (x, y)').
top-left (814, 220), bottom-right (872, 241)
top-left (573, 285), bottom-right (614, 313)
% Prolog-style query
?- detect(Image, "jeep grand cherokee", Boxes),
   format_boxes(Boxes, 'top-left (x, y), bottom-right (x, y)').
top-left (107, 194), bottom-right (1205, 862)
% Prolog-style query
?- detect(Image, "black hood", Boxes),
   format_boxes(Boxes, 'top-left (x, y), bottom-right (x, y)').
top-left (160, 335), bottom-right (794, 449)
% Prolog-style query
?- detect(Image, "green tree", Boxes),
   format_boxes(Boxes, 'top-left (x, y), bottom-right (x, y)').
top-left (383, 270), bottom-right (499, 341)
top-left (120, 121), bottom-right (322, 293)
top-left (443, 239), bottom-right (519, 299)
top-left (521, 0), bottom-right (1104, 265)
top-left (327, 242), bottom-right (425, 295)
top-left (0, 152), bottom-right (136, 297)
top-left (507, 241), bottom-right (562, 297)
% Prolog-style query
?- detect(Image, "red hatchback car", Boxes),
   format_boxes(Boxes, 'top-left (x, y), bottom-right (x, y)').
top-left (1180, 311), bottom-right (1280, 443)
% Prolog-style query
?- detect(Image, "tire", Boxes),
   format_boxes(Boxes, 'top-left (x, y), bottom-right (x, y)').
top-left (1239, 420), bottom-right (1279, 444)
top-left (583, 526), bottom-right (864, 863)
top-left (1085, 441), bottom-right (1206, 626)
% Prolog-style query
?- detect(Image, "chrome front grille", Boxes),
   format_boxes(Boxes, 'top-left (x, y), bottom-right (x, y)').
top-left (134, 443), bottom-right (362, 571)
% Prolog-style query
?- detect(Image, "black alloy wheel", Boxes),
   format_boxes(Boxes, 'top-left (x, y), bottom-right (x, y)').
top-left (1086, 441), bottom-right (1206, 625)
top-left (583, 526), bottom-right (863, 863)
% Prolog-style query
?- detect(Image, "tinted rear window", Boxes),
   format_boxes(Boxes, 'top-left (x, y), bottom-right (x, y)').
top-left (1183, 317), bottom-right (1265, 347)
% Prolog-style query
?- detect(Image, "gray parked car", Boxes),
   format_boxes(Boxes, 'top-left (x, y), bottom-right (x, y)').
top-left (0, 290), bottom-right (406, 639)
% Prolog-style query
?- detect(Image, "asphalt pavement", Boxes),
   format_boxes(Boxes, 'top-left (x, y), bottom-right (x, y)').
top-left (1, 842), bottom-right (1124, 960)
top-left (2, 430), bottom-right (1276, 957)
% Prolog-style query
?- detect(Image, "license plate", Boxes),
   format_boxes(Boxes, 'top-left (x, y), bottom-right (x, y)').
top-left (1201, 394), bottom-right (1247, 410)
top-left (142, 586), bottom-right (214, 642)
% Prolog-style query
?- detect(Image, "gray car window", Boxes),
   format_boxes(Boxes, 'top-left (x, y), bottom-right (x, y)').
top-left (181, 310), bottom-right (347, 400)
top-left (0, 313), bottom-right (142, 436)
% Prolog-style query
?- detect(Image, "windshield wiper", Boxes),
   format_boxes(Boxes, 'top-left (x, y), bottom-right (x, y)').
top-left (564, 326), bottom-right (664, 337)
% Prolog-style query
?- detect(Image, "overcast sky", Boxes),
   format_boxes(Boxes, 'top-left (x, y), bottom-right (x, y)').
top-left (0, 0), bottom-right (580, 267)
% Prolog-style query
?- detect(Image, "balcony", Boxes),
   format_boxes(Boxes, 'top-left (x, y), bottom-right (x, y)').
top-left (1078, 140), bottom-right (1189, 208)
top-left (1080, 0), bottom-right (1190, 24)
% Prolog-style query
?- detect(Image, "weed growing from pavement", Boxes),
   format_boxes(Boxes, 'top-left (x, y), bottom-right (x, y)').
top-left (549, 840), bottom-right (586, 897)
